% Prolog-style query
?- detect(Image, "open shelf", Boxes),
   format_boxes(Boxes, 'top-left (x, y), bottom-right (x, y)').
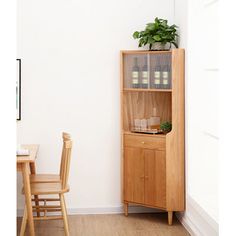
top-left (123, 91), bottom-right (172, 132)
top-left (123, 88), bottom-right (172, 92)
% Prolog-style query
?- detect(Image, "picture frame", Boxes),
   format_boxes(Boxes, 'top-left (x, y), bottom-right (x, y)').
top-left (16, 59), bottom-right (21, 120)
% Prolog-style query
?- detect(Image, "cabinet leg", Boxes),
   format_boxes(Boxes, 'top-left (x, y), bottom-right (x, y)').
top-left (168, 211), bottom-right (173, 225)
top-left (124, 203), bottom-right (128, 216)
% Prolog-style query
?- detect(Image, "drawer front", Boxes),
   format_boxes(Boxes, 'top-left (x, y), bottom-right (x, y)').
top-left (124, 134), bottom-right (165, 150)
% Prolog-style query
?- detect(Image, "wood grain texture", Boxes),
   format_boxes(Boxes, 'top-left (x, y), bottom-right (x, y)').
top-left (166, 49), bottom-right (185, 211)
top-left (20, 207), bottom-right (27, 236)
top-left (30, 174), bottom-right (61, 183)
top-left (168, 211), bottom-right (173, 225)
top-left (144, 150), bottom-right (166, 208)
top-left (124, 134), bottom-right (165, 150)
top-left (121, 49), bottom-right (185, 221)
top-left (60, 193), bottom-right (70, 236)
top-left (17, 213), bottom-right (190, 236)
top-left (124, 202), bottom-right (129, 216)
top-left (30, 132), bottom-right (71, 185)
top-left (17, 145), bottom-right (39, 163)
top-left (124, 147), bottom-right (144, 203)
top-left (29, 182), bottom-right (69, 195)
top-left (17, 145), bottom-right (39, 236)
top-left (120, 51), bottom-right (125, 204)
top-left (123, 91), bottom-right (171, 131)
top-left (19, 134), bottom-right (73, 235)
top-left (22, 163), bottom-right (35, 236)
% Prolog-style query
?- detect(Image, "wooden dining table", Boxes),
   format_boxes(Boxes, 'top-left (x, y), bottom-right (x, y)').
top-left (17, 144), bottom-right (39, 236)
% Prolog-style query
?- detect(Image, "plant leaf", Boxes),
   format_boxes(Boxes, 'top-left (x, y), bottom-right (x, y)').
top-left (171, 41), bottom-right (178, 48)
top-left (146, 23), bottom-right (156, 31)
top-left (153, 35), bottom-right (161, 41)
top-left (133, 31), bottom-right (140, 39)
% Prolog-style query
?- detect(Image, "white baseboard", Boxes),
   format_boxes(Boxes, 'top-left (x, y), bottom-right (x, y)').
top-left (176, 196), bottom-right (218, 236)
top-left (17, 205), bottom-right (161, 217)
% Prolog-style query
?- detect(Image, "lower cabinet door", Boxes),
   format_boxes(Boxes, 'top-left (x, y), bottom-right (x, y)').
top-left (144, 149), bottom-right (166, 208)
top-left (124, 147), bottom-right (145, 203)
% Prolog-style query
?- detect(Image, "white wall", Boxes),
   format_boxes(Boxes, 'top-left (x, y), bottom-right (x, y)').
top-left (175, 0), bottom-right (218, 235)
top-left (17, 0), bottom-right (174, 212)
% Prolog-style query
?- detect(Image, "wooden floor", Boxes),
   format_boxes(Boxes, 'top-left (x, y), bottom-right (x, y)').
top-left (17, 213), bottom-right (190, 236)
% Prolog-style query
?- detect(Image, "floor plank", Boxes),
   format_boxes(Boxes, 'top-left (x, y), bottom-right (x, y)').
top-left (17, 213), bottom-right (190, 236)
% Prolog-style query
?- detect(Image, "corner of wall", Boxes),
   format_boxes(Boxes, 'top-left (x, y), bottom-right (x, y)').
top-left (176, 195), bottom-right (218, 236)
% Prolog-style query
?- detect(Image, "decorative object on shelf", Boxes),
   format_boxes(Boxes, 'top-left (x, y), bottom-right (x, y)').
top-left (125, 53), bottom-right (172, 90)
top-left (153, 56), bottom-right (162, 89)
top-left (140, 119), bottom-right (148, 130)
top-left (160, 121), bottom-right (172, 133)
top-left (131, 57), bottom-right (140, 88)
top-left (132, 108), bottom-right (162, 134)
top-left (16, 58), bottom-right (21, 120)
top-left (162, 64), bottom-right (171, 89)
top-left (133, 17), bottom-right (178, 50)
top-left (141, 56), bottom-right (149, 88)
top-left (134, 119), bottom-right (141, 129)
top-left (131, 127), bottom-right (162, 134)
top-left (148, 107), bottom-right (160, 129)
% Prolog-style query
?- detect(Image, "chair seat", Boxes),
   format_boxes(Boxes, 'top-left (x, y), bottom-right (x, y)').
top-left (30, 174), bottom-right (61, 183)
top-left (22, 182), bottom-right (70, 195)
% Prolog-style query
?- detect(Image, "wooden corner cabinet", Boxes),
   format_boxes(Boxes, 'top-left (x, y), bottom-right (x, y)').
top-left (120, 49), bottom-right (185, 225)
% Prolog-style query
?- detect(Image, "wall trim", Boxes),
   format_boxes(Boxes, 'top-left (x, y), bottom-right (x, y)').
top-left (17, 205), bottom-right (161, 217)
top-left (176, 195), bottom-right (218, 236)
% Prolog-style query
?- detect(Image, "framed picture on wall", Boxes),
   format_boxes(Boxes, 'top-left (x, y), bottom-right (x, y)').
top-left (16, 59), bottom-right (21, 120)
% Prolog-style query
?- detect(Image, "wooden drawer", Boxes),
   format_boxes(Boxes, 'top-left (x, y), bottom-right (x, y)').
top-left (124, 134), bottom-right (165, 150)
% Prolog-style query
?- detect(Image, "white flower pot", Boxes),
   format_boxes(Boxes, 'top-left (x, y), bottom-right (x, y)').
top-left (150, 42), bottom-right (171, 51)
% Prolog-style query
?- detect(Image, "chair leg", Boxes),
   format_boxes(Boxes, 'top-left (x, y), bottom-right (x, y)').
top-left (34, 195), bottom-right (40, 217)
top-left (60, 194), bottom-right (70, 236)
top-left (20, 207), bottom-right (27, 236)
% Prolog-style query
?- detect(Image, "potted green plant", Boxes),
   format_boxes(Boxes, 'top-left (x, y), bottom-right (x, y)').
top-left (133, 17), bottom-right (178, 50)
top-left (160, 122), bottom-right (172, 133)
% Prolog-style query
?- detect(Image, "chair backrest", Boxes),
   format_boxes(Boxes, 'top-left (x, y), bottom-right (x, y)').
top-left (59, 132), bottom-right (73, 189)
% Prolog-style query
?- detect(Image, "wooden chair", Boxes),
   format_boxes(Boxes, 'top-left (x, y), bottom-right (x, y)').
top-left (20, 133), bottom-right (72, 236)
top-left (30, 132), bottom-right (71, 183)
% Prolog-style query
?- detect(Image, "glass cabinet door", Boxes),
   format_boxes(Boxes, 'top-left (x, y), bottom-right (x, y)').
top-left (150, 53), bottom-right (172, 89)
top-left (123, 52), bottom-right (172, 90)
top-left (123, 54), bottom-right (150, 89)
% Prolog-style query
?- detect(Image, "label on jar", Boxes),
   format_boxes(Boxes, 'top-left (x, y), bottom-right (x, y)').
top-left (132, 79), bottom-right (139, 84)
top-left (132, 71), bottom-right (139, 78)
top-left (163, 79), bottom-right (168, 85)
top-left (142, 71), bottom-right (148, 78)
top-left (142, 79), bottom-right (148, 84)
top-left (154, 79), bottom-right (161, 85)
top-left (154, 71), bottom-right (161, 78)
top-left (162, 71), bottom-right (168, 79)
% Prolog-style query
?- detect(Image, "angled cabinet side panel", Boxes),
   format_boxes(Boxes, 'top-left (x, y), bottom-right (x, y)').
top-left (166, 49), bottom-right (185, 211)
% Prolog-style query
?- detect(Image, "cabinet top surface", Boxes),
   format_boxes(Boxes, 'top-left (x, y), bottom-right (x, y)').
top-left (120, 48), bottom-right (184, 54)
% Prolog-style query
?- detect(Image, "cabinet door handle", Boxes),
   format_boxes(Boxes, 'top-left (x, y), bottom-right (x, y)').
top-left (141, 141), bottom-right (145, 144)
